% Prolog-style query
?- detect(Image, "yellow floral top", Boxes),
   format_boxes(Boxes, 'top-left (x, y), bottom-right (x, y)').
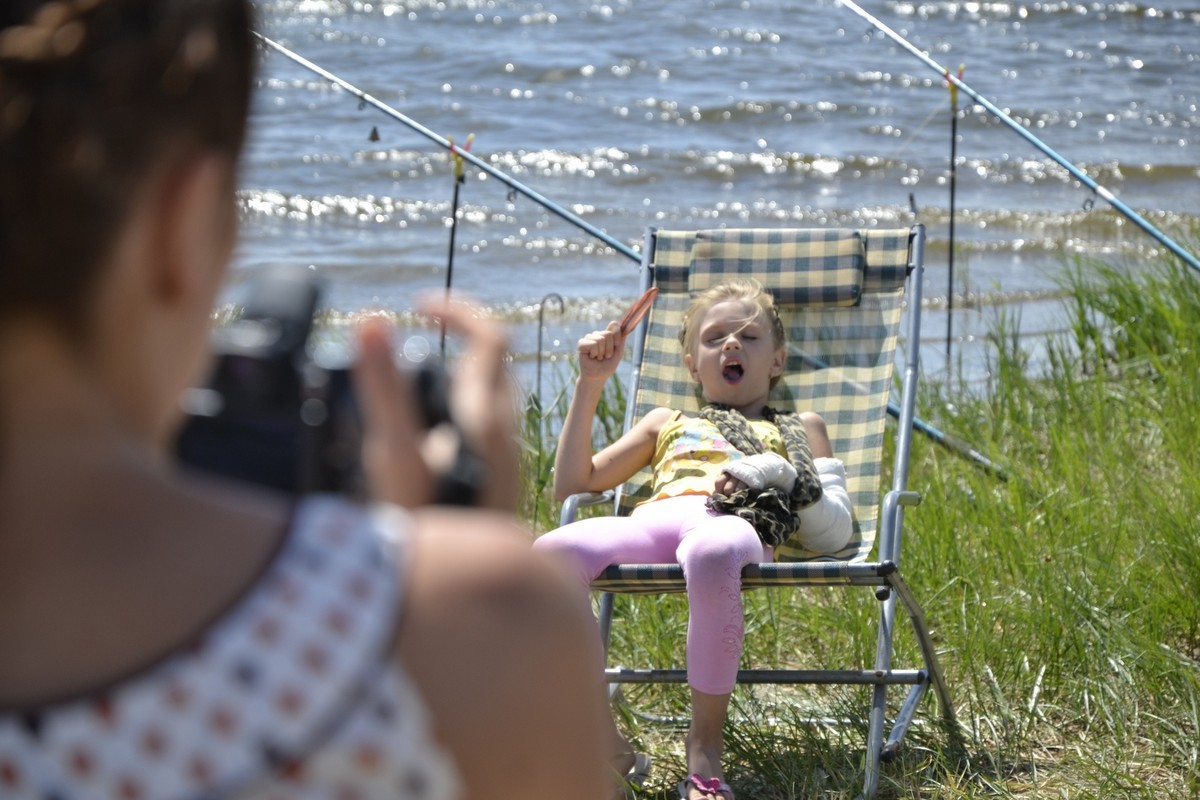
top-left (645, 411), bottom-right (788, 503)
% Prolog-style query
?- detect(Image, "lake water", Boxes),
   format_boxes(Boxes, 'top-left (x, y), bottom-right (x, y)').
top-left (235, 0), bottom-right (1199, 396)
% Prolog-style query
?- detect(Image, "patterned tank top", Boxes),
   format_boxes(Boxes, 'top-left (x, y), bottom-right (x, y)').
top-left (0, 497), bottom-right (460, 800)
top-left (646, 411), bottom-right (788, 503)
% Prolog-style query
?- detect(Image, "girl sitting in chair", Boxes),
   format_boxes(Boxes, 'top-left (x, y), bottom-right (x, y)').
top-left (536, 278), bottom-right (854, 800)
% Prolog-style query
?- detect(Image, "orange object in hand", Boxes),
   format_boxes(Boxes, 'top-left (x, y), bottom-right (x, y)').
top-left (618, 287), bottom-right (658, 335)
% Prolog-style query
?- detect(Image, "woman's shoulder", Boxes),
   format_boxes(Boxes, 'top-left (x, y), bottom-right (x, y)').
top-left (293, 500), bottom-right (593, 656)
top-left (392, 508), bottom-right (610, 799)
top-left (398, 507), bottom-right (583, 622)
top-left (256, 498), bottom-right (608, 800)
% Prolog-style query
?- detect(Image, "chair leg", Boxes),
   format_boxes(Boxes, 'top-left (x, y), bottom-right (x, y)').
top-left (599, 590), bottom-right (616, 660)
top-left (884, 682), bottom-right (930, 761)
top-left (891, 573), bottom-right (957, 727)
top-left (891, 574), bottom-right (970, 768)
top-left (862, 587), bottom-right (898, 799)
top-left (862, 682), bottom-right (888, 799)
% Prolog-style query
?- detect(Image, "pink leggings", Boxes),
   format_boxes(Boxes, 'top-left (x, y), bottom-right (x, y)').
top-left (533, 494), bottom-right (770, 695)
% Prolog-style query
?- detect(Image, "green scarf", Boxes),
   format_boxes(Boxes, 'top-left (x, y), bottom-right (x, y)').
top-left (701, 403), bottom-right (824, 547)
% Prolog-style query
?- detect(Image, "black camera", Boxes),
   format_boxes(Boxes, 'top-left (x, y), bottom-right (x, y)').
top-left (175, 268), bottom-right (455, 498)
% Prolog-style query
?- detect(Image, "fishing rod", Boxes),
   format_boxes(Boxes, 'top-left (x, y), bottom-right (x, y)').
top-left (254, 34), bottom-right (640, 265)
top-left (945, 66), bottom-right (962, 367)
top-left (441, 133), bottom-right (473, 355)
top-left (255, 33), bottom-right (1007, 477)
top-left (835, 0), bottom-right (1200, 275)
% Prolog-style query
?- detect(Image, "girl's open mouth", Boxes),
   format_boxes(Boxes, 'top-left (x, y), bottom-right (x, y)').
top-left (722, 363), bottom-right (744, 383)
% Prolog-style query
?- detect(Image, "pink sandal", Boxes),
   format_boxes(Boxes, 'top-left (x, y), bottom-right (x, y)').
top-left (677, 773), bottom-right (734, 799)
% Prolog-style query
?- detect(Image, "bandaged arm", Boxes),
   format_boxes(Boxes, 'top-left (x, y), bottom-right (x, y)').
top-left (720, 452), bottom-right (797, 492)
top-left (794, 457), bottom-right (854, 554)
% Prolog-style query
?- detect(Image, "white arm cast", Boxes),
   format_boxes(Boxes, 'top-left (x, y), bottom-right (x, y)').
top-left (794, 457), bottom-right (854, 554)
top-left (720, 452), bottom-right (797, 492)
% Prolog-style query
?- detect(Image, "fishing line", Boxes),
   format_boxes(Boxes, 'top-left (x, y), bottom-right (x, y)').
top-left (889, 100), bottom-right (944, 160)
top-left (834, 0), bottom-right (1200, 275)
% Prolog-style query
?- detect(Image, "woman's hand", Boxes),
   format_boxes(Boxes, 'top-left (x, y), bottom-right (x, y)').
top-left (353, 298), bottom-right (518, 512)
top-left (435, 298), bottom-right (519, 511)
top-left (577, 321), bottom-right (626, 384)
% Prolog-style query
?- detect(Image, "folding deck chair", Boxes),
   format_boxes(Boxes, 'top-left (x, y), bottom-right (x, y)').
top-left (558, 225), bottom-right (955, 799)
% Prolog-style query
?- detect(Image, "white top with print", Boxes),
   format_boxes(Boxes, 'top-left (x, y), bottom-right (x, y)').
top-left (0, 497), bottom-right (460, 800)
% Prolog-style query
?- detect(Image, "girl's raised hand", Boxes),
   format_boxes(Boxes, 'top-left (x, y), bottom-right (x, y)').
top-left (577, 321), bottom-right (625, 384)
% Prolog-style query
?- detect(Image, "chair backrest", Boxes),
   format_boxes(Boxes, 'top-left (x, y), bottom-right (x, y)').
top-left (616, 227), bottom-right (918, 562)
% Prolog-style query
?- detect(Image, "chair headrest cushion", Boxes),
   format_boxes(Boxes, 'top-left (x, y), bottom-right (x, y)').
top-left (686, 228), bottom-right (865, 307)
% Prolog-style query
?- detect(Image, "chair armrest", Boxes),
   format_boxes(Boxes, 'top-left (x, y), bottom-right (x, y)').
top-left (559, 490), bottom-right (615, 526)
top-left (877, 489), bottom-right (922, 564)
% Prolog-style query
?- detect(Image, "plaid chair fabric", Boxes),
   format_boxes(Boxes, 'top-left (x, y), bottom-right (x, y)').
top-left (594, 227), bottom-right (912, 592)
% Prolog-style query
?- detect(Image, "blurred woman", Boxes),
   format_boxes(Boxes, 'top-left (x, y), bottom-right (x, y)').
top-left (0, 2), bottom-right (608, 798)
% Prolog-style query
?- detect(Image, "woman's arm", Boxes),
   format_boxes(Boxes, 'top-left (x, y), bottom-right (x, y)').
top-left (399, 510), bottom-right (611, 800)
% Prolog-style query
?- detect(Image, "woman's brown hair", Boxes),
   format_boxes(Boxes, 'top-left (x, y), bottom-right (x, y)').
top-left (0, 0), bottom-right (256, 340)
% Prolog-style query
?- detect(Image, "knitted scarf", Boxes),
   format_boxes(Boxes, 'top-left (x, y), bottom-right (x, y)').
top-left (701, 403), bottom-right (824, 547)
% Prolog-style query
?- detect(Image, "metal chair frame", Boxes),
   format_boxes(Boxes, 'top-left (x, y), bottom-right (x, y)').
top-left (559, 224), bottom-right (954, 799)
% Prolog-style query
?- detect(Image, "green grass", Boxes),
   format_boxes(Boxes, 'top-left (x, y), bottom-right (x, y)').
top-left (518, 243), bottom-right (1200, 798)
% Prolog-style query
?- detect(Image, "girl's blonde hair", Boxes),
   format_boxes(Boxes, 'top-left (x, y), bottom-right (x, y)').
top-left (679, 278), bottom-right (787, 385)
